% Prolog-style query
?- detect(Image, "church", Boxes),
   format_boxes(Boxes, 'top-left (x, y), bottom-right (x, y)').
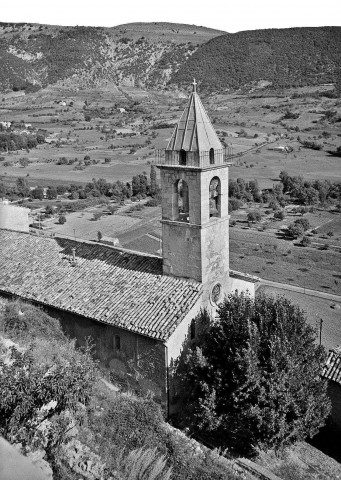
top-left (0, 82), bottom-right (258, 413)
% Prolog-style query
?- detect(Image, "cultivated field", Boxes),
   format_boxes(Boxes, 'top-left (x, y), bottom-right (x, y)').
top-left (2, 83), bottom-right (341, 298)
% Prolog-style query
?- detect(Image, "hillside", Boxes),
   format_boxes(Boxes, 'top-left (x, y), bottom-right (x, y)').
top-left (0, 22), bottom-right (224, 93)
top-left (1, 23), bottom-right (340, 96)
top-left (171, 27), bottom-right (341, 92)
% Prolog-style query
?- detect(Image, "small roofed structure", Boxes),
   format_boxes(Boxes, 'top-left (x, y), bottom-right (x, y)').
top-left (323, 346), bottom-right (341, 432)
top-left (100, 235), bottom-right (120, 247)
top-left (323, 346), bottom-right (341, 385)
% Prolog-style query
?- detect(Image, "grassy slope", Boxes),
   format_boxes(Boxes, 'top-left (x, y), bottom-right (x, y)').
top-left (0, 22), bottom-right (224, 93)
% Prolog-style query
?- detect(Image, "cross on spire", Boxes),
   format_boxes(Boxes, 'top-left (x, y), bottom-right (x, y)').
top-left (192, 78), bottom-right (197, 92)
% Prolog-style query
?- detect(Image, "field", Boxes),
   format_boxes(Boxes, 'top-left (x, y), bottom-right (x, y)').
top-left (1, 82), bottom-right (341, 297)
top-left (43, 202), bottom-right (161, 246)
top-left (1, 84), bottom-right (341, 190)
top-left (258, 285), bottom-right (341, 351)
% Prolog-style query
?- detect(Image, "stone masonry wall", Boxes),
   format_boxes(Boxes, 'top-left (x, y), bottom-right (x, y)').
top-left (44, 308), bottom-right (167, 405)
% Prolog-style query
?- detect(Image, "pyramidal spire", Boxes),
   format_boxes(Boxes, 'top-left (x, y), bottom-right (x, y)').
top-left (166, 81), bottom-right (222, 152)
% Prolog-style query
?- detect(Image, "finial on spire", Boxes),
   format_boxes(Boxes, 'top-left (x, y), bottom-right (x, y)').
top-left (192, 78), bottom-right (197, 92)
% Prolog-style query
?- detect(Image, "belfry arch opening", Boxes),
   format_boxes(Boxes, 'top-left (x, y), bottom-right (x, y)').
top-left (179, 149), bottom-right (187, 166)
top-left (209, 176), bottom-right (221, 218)
top-left (209, 148), bottom-right (215, 165)
top-left (176, 179), bottom-right (189, 222)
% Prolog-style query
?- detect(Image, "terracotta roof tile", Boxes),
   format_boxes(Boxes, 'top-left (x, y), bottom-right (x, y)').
top-left (323, 347), bottom-right (341, 384)
top-left (0, 230), bottom-right (202, 341)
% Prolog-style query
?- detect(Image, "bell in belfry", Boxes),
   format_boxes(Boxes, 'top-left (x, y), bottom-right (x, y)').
top-left (209, 196), bottom-right (218, 216)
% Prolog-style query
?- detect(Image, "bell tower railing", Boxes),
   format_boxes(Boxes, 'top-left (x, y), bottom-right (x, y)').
top-left (154, 146), bottom-right (233, 169)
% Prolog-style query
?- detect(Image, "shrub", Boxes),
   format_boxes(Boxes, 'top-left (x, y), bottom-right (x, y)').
top-left (0, 301), bottom-right (64, 342)
top-left (115, 448), bottom-right (172, 480)
top-left (301, 236), bottom-right (311, 247)
top-left (228, 197), bottom-right (243, 212)
top-left (145, 198), bottom-right (159, 207)
top-left (247, 211), bottom-right (262, 223)
top-left (294, 217), bottom-right (310, 231)
top-left (274, 210), bottom-right (285, 220)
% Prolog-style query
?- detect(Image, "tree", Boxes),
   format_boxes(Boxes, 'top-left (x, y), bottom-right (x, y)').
top-left (58, 215), bottom-right (66, 224)
top-left (31, 186), bottom-right (44, 200)
top-left (301, 236), bottom-right (311, 247)
top-left (0, 181), bottom-right (7, 198)
top-left (19, 157), bottom-right (29, 167)
top-left (46, 186), bottom-right (57, 200)
top-left (132, 174), bottom-right (148, 196)
top-left (16, 177), bottom-right (30, 197)
top-left (150, 165), bottom-right (157, 196)
top-left (174, 292), bottom-right (330, 455)
top-left (274, 210), bottom-right (285, 220)
top-left (56, 185), bottom-right (68, 195)
top-left (97, 231), bottom-right (103, 242)
top-left (247, 211), bottom-right (261, 223)
top-left (45, 205), bottom-right (54, 216)
top-left (287, 222), bottom-right (305, 238)
top-left (294, 217), bottom-right (310, 231)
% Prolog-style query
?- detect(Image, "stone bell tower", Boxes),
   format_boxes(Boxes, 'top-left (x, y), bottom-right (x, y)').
top-left (156, 80), bottom-right (231, 306)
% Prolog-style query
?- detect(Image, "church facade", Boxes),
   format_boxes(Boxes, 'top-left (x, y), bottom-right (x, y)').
top-left (0, 83), bottom-right (258, 414)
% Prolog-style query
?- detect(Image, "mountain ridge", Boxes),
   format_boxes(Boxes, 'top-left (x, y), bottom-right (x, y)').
top-left (171, 26), bottom-right (341, 92)
top-left (0, 22), bottom-right (340, 95)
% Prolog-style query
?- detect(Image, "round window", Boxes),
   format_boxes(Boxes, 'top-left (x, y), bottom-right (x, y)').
top-left (211, 282), bottom-right (222, 305)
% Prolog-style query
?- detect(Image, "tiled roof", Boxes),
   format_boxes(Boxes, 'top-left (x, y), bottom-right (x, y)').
top-left (0, 230), bottom-right (202, 341)
top-left (166, 83), bottom-right (222, 152)
top-left (323, 347), bottom-right (341, 384)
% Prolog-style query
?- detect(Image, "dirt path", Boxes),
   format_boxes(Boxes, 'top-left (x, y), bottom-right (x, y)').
top-left (259, 279), bottom-right (341, 302)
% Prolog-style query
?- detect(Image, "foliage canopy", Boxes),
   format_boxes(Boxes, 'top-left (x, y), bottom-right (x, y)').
top-left (174, 292), bottom-right (330, 455)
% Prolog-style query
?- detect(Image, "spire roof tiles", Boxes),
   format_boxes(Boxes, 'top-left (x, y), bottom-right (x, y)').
top-left (166, 80), bottom-right (222, 152)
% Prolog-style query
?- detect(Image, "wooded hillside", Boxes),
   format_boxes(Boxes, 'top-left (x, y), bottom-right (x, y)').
top-left (171, 27), bottom-right (341, 91)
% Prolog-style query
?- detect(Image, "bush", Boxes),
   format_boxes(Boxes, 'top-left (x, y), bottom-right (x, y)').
top-left (1, 301), bottom-right (64, 342)
top-left (145, 198), bottom-right (159, 207)
top-left (247, 211), bottom-right (262, 223)
top-left (294, 217), bottom-right (310, 231)
top-left (274, 210), bottom-right (285, 220)
top-left (228, 197), bottom-right (243, 212)
top-left (0, 301), bottom-right (97, 478)
top-left (301, 236), bottom-right (311, 247)
top-left (287, 223), bottom-right (304, 238)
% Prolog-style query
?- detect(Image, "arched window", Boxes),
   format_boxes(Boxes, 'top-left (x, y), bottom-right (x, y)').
top-left (177, 179), bottom-right (189, 222)
top-left (209, 177), bottom-right (220, 218)
top-left (179, 149), bottom-right (187, 166)
top-left (209, 148), bottom-right (215, 165)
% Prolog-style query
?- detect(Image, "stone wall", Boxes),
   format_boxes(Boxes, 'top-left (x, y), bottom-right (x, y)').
top-left (159, 165), bottom-right (230, 304)
top-left (42, 308), bottom-right (168, 406)
top-left (229, 273), bottom-right (258, 298)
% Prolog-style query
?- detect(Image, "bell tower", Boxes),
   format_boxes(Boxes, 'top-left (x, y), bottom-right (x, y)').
top-left (156, 80), bottom-right (231, 306)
